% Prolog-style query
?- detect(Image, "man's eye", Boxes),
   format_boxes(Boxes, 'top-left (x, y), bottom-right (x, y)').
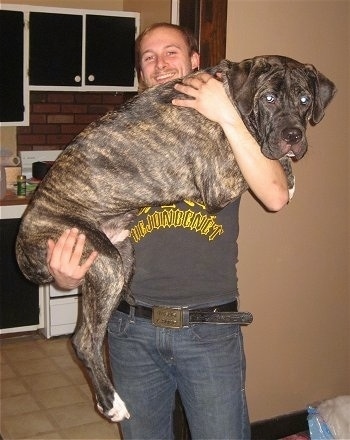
top-left (300, 95), bottom-right (311, 105)
top-left (265, 93), bottom-right (276, 103)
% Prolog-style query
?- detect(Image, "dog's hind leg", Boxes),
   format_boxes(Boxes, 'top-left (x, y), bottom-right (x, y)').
top-left (72, 248), bottom-right (130, 422)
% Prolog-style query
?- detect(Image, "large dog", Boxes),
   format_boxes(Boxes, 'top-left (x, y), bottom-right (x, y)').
top-left (16, 56), bottom-right (336, 422)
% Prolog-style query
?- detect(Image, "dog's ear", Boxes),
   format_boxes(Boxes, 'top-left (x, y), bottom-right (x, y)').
top-left (305, 64), bottom-right (337, 125)
top-left (206, 59), bottom-right (232, 76)
top-left (222, 57), bottom-right (272, 115)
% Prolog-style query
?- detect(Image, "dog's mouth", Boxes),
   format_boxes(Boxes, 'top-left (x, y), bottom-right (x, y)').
top-left (281, 126), bottom-right (307, 160)
top-left (263, 125), bottom-right (307, 161)
top-left (263, 140), bottom-right (307, 161)
top-left (281, 138), bottom-right (307, 160)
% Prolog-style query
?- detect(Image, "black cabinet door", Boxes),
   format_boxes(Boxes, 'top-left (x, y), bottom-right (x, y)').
top-left (85, 15), bottom-right (136, 87)
top-left (0, 10), bottom-right (25, 123)
top-left (0, 219), bottom-right (39, 329)
top-left (29, 12), bottom-right (83, 86)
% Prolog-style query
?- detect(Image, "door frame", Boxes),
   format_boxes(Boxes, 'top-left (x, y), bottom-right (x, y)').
top-left (172, 0), bottom-right (227, 67)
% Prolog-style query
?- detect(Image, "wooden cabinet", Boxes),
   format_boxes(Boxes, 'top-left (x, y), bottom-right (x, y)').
top-left (29, 9), bottom-right (140, 91)
top-left (0, 8), bottom-right (29, 126)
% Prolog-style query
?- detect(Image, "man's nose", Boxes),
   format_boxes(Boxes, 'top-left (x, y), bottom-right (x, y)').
top-left (156, 56), bottom-right (167, 69)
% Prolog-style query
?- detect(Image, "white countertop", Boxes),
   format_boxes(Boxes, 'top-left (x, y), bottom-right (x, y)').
top-left (0, 203), bottom-right (27, 219)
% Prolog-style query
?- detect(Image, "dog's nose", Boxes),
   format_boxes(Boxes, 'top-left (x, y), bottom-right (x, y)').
top-left (282, 127), bottom-right (302, 145)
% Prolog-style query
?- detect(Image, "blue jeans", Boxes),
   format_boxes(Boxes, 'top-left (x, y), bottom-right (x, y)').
top-left (108, 308), bottom-right (250, 440)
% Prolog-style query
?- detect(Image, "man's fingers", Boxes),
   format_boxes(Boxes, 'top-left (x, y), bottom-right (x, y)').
top-left (80, 251), bottom-right (99, 273)
top-left (47, 228), bottom-right (85, 271)
top-left (183, 72), bottom-right (212, 85)
top-left (46, 239), bottom-right (55, 264)
top-left (68, 232), bottom-right (87, 266)
top-left (47, 229), bottom-right (70, 268)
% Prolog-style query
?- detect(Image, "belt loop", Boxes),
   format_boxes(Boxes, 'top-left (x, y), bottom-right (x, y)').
top-left (129, 305), bottom-right (135, 323)
top-left (182, 309), bottom-right (190, 327)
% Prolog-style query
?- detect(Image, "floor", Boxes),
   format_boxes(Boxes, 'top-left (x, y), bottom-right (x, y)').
top-left (0, 333), bottom-right (122, 440)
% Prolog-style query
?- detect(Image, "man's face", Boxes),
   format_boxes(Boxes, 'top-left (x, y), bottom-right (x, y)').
top-left (139, 27), bottom-right (200, 88)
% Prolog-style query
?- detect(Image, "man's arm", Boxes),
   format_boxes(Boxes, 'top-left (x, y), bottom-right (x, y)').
top-left (172, 73), bottom-right (290, 212)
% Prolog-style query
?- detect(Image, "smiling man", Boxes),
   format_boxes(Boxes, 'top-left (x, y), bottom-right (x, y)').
top-left (47, 23), bottom-right (291, 440)
top-left (136, 24), bottom-right (199, 87)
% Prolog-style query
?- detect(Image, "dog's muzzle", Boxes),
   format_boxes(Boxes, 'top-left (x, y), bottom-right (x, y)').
top-left (117, 301), bottom-right (253, 328)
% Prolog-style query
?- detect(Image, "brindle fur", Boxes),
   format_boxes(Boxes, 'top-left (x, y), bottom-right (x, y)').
top-left (16, 56), bottom-right (336, 421)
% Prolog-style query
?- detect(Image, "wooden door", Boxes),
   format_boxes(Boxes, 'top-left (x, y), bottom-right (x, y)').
top-left (173, 4), bottom-right (228, 437)
top-left (179, 0), bottom-right (227, 68)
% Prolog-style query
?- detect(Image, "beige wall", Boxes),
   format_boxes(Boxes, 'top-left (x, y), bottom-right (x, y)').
top-left (123, 0), bottom-right (171, 30)
top-left (226, 0), bottom-right (350, 422)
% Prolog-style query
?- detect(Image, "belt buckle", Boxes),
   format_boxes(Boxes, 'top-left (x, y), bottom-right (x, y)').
top-left (152, 306), bottom-right (184, 328)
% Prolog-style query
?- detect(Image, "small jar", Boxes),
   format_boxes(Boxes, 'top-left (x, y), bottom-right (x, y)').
top-left (17, 175), bottom-right (27, 198)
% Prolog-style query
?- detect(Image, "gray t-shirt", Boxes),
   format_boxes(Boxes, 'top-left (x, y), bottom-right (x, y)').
top-left (129, 198), bottom-right (240, 308)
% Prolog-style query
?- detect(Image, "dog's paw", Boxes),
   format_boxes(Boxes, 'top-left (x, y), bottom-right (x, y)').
top-left (97, 392), bottom-right (131, 422)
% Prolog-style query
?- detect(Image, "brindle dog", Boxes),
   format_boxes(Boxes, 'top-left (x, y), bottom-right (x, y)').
top-left (16, 56), bottom-right (336, 422)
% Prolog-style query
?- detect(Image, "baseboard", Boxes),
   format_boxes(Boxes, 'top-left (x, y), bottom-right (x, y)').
top-left (251, 409), bottom-right (309, 440)
top-left (174, 391), bottom-right (309, 440)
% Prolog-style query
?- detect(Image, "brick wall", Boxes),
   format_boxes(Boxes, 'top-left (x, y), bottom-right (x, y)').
top-left (17, 91), bottom-right (133, 152)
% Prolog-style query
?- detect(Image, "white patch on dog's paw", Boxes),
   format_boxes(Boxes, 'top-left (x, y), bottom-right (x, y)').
top-left (108, 392), bottom-right (130, 422)
top-left (97, 392), bottom-right (130, 422)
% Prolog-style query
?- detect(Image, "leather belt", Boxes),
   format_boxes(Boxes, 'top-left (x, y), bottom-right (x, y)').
top-left (117, 300), bottom-right (253, 328)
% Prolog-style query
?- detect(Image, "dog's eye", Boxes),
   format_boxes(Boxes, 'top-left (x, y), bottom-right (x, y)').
top-left (265, 94), bottom-right (276, 103)
top-left (300, 95), bottom-right (311, 105)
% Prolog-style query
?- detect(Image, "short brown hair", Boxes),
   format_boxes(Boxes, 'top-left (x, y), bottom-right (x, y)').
top-left (135, 23), bottom-right (199, 76)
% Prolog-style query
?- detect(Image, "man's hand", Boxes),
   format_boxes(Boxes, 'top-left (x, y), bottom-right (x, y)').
top-left (172, 73), bottom-right (240, 128)
top-left (47, 228), bottom-right (98, 290)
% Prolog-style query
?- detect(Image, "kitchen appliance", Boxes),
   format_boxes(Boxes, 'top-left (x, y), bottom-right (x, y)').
top-left (20, 150), bottom-right (62, 178)
top-left (32, 161), bottom-right (54, 180)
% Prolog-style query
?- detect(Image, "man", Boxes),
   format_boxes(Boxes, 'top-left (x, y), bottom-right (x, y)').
top-left (47, 23), bottom-right (291, 439)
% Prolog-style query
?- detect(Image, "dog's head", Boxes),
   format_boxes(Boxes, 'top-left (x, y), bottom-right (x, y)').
top-left (213, 56), bottom-right (336, 160)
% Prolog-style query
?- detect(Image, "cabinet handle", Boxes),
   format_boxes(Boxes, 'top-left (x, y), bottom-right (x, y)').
top-left (88, 74), bottom-right (95, 82)
top-left (74, 75), bottom-right (81, 83)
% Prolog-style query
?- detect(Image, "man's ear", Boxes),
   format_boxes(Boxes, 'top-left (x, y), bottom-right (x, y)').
top-left (139, 69), bottom-right (145, 83)
top-left (191, 52), bottom-right (200, 71)
top-left (138, 71), bottom-right (147, 92)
